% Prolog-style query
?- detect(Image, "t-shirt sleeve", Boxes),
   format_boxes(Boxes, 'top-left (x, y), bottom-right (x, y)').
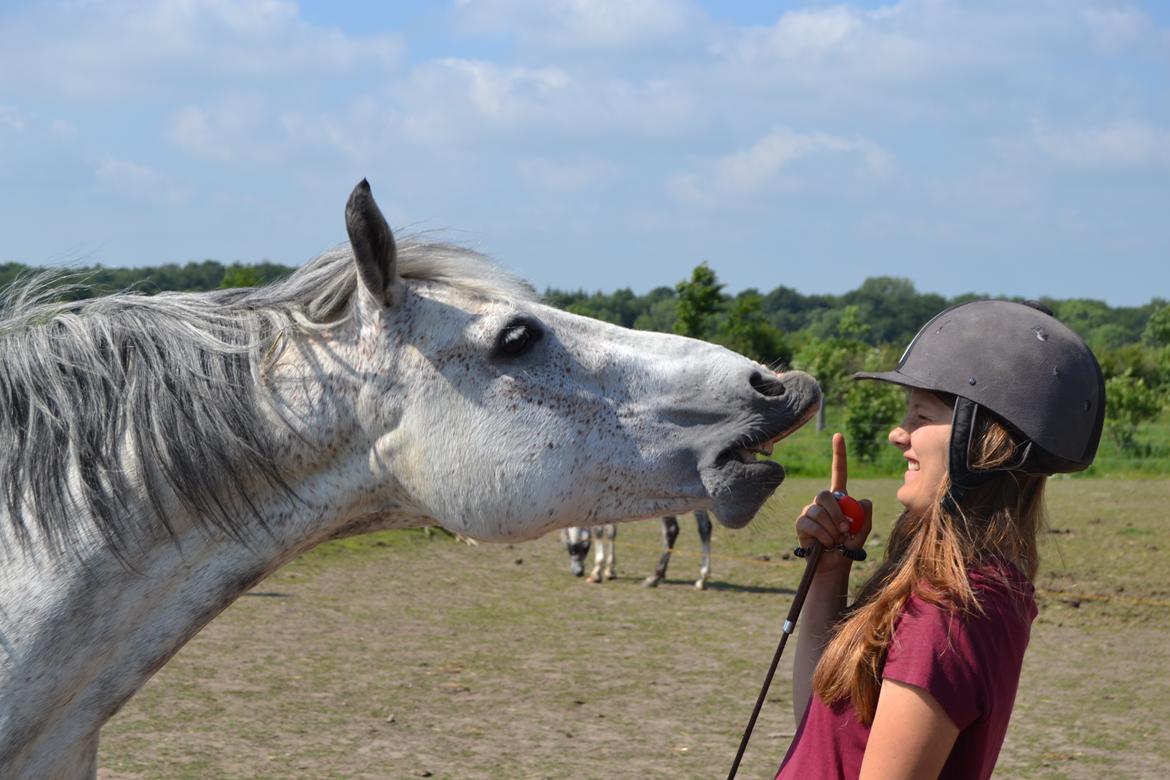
top-left (881, 595), bottom-right (987, 730)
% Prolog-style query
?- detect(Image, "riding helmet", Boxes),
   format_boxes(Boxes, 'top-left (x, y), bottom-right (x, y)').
top-left (853, 299), bottom-right (1105, 497)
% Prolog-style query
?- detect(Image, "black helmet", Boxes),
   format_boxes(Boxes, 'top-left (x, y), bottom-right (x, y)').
top-left (854, 299), bottom-right (1105, 497)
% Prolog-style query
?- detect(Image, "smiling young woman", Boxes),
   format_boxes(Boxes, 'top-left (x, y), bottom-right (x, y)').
top-left (775, 300), bottom-right (1105, 780)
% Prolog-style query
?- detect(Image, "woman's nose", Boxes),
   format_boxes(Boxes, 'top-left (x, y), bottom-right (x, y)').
top-left (889, 425), bottom-right (909, 447)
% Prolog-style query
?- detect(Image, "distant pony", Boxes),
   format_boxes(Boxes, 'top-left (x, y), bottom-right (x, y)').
top-left (0, 180), bottom-right (819, 778)
top-left (642, 511), bottom-right (716, 590)
top-left (561, 510), bottom-right (716, 589)
top-left (560, 524), bottom-right (617, 582)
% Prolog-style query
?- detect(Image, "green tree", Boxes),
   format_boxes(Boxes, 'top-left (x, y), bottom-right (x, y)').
top-left (837, 304), bottom-right (871, 342)
top-left (674, 262), bottom-right (724, 339)
top-left (844, 347), bottom-right (904, 463)
top-left (1143, 305), bottom-right (1170, 392)
top-left (843, 276), bottom-right (945, 346)
top-left (1105, 370), bottom-right (1164, 452)
top-left (1144, 305), bottom-right (1170, 348)
top-left (219, 264), bottom-right (264, 289)
top-left (632, 289), bottom-right (677, 333)
top-left (714, 292), bottom-right (792, 366)
top-left (794, 336), bottom-right (866, 431)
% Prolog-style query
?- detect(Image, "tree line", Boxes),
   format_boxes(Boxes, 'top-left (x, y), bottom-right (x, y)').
top-left (2, 258), bottom-right (1166, 463)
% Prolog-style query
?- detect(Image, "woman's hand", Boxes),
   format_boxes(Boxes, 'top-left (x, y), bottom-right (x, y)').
top-left (794, 433), bottom-right (873, 573)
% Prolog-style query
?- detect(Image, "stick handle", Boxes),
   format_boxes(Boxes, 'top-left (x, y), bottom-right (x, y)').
top-left (726, 542), bottom-right (824, 779)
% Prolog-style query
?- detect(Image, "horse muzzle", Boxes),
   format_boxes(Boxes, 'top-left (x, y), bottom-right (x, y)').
top-left (699, 370), bottom-right (821, 528)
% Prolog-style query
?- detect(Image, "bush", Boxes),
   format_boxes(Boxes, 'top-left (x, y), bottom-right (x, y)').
top-left (844, 349), bottom-right (905, 463)
top-left (1106, 370), bottom-right (1165, 452)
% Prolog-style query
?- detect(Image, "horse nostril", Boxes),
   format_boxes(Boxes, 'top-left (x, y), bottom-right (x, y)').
top-left (750, 370), bottom-right (786, 398)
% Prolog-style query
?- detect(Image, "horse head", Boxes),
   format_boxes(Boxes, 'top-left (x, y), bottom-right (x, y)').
top-left (311, 179), bottom-right (821, 543)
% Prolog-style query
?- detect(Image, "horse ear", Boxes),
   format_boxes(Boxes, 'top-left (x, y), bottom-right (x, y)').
top-left (345, 179), bottom-right (398, 306)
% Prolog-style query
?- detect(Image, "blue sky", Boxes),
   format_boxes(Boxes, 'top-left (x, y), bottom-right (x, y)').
top-left (0, 1), bottom-right (1167, 306)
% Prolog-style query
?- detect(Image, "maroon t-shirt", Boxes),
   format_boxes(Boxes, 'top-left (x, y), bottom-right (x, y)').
top-left (776, 562), bottom-right (1036, 780)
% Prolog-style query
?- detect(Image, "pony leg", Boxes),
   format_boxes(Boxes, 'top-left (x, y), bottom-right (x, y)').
top-left (586, 526), bottom-right (606, 583)
top-left (562, 528), bottom-right (589, 577)
top-left (694, 510), bottom-right (713, 590)
top-left (642, 516), bottom-right (680, 587)
top-left (603, 523), bottom-right (617, 579)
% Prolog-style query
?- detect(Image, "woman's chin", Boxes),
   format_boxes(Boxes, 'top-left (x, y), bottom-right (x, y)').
top-left (896, 483), bottom-right (916, 511)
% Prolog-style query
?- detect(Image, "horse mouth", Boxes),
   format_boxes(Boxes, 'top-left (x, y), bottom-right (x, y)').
top-left (700, 380), bottom-right (821, 529)
top-left (726, 420), bottom-right (804, 461)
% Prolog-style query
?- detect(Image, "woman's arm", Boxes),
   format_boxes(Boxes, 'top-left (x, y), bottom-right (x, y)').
top-left (859, 679), bottom-right (959, 779)
top-left (792, 564), bottom-right (851, 723)
top-left (791, 434), bottom-right (872, 723)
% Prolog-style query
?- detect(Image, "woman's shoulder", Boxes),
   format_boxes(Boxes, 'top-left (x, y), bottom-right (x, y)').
top-left (888, 561), bottom-right (1036, 704)
top-left (896, 559), bottom-right (1036, 643)
top-left (967, 558), bottom-right (1037, 621)
top-left (969, 557), bottom-right (1032, 587)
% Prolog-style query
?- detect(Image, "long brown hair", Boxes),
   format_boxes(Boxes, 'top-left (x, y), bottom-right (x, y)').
top-left (811, 402), bottom-right (1047, 724)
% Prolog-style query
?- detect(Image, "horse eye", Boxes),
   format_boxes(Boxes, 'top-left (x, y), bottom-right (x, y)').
top-left (494, 318), bottom-right (543, 357)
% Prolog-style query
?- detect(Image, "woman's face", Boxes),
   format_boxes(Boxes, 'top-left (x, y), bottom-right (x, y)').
top-left (888, 388), bottom-right (954, 514)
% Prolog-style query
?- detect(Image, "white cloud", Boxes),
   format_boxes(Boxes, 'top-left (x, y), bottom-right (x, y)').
top-left (1033, 120), bottom-right (1170, 169)
top-left (445, 59), bottom-right (571, 121)
top-left (0, 105), bottom-right (27, 132)
top-left (397, 58), bottom-right (695, 144)
top-left (398, 59), bottom-right (572, 144)
top-left (49, 119), bottom-right (77, 137)
top-left (95, 156), bottom-right (185, 203)
top-left (731, 6), bottom-right (862, 62)
top-left (454, 0), bottom-right (702, 49)
top-left (168, 95), bottom-right (275, 162)
top-left (668, 128), bottom-right (891, 204)
top-left (0, 0), bottom-right (403, 99)
top-left (517, 158), bottom-right (615, 192)
top-left (0, 0), bottom-right (1166, 306)
top-left (1083, 5), bottom-right (1153, 53)
top-left (712, 2), bottom-right (941, 91)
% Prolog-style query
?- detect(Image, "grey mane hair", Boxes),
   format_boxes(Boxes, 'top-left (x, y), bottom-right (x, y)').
top-left (0, 239), bottom-right (530, 557)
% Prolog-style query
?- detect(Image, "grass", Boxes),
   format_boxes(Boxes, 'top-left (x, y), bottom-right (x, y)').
top-left (96, 477), bottom-right (1170, 779)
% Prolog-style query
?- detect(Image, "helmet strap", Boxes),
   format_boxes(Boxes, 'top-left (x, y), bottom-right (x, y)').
top-left (944, 398), bottom-right (1034, 513)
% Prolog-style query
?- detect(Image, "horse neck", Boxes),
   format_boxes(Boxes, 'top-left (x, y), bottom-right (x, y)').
top-left (0, 488), bottom-right (299, 776)
top-left (0, 320), bottom-right (431, 778)
top-left (0, 455), bottom-right (408, 778)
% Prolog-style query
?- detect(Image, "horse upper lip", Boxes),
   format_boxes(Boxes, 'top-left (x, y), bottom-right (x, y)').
top-left (736, 394), bottom-right (821, 456)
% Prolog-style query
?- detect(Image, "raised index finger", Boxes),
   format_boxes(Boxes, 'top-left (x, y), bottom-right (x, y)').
top-left (831, 432), bottom-right (848, 494)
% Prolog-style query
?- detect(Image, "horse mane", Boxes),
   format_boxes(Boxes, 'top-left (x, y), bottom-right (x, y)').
top-left (0, 239), bottom-right (533, 555)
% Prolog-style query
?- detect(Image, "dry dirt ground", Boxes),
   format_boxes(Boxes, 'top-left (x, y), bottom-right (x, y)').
top-left (97, 478), bottom-right (1170, 779)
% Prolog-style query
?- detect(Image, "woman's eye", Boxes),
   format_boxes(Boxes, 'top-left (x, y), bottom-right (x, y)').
top-left (495, 319), bottom-right (543, 357)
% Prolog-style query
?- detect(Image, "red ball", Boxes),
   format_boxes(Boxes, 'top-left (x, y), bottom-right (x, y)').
top-left (833, 492), bottom-right (865, 535)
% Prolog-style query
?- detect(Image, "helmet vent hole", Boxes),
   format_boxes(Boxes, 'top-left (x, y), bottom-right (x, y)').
top-left (1033, 327), bottom-right (1049, 341)
top-left (968, 377), bottom-right (977, 386)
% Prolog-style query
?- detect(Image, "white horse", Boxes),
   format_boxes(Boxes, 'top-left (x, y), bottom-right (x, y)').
top-left (0, 180), bottom-right (820, 779)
